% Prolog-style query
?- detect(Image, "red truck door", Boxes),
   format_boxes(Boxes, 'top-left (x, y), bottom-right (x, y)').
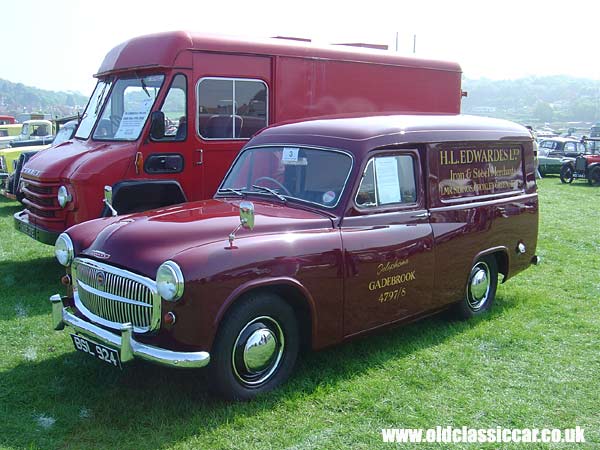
top-left (192, 53), bottom-right (271, 199)
top-left (341, 150), bottom-right (434, 337)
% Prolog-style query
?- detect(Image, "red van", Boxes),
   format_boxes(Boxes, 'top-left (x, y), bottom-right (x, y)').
top-left (50, 114), bottom-right (538, 400)
top-left (15, 31), bottom-right (463, 244)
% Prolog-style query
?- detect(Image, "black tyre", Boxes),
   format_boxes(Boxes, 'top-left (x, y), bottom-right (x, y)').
top-left (210, 292), bottom-right (299, 401)
top-left (587, 166), bottom-right (600, 187)
top-left (560, 164), bottom-right (574, 184)
top-left (453, 255), bottom-right (498, 320)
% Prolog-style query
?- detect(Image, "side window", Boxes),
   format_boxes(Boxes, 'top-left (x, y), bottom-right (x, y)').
top-left (564, 142), bottom-right (575, 153)
top-left (158, 74), bottom-right (187, 141)
top-left (197, 78), bottom-right (267, 139)
top-left (355, 154), bottom-right (417, 208)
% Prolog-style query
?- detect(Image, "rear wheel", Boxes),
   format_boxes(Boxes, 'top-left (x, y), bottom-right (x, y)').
top-left (587, 166), bottom-right (600, 186)
top-left (560, 164), bottom-right (574, 184)
top-left (453, 256), bottom-right (498, 319)
top-left (210, 292), bottom-right (299, 401)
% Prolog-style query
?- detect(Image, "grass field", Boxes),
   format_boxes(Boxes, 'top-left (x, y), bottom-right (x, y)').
top-left (0, 177), bottom-right (598, 449)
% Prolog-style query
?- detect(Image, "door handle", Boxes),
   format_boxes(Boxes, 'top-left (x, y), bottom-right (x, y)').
top-left (411, 211), bottom-right (431, 219)
top-left (195, 149), bottom-right (203, 166)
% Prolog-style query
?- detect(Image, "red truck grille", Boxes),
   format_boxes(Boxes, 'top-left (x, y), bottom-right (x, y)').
top-left (21, 177), bottom-right (65, 223)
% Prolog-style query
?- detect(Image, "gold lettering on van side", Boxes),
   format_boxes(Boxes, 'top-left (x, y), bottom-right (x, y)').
top-left (368, 270), bottom-right (416, 291)
top-left (376, 258), bottom-right (409, 276)
top-left (440, 148), bottom-right (521, 166)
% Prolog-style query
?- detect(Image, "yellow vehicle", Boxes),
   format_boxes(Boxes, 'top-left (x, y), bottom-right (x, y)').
top-left (0, 120), bottom-right (76, 189)
top-left (0, 120), bottom-right (55, 181)
top-left (0, 124), bottom-right (23, 148)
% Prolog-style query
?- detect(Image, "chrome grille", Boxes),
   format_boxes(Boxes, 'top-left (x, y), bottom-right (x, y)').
top-left (72, 258), bottom-right (160, 333)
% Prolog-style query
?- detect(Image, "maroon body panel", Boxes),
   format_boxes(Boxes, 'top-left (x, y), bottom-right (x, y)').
top-left (61, 114), bottom-right (539, 357)
top-left (18, 32), bottom-right (462, 243)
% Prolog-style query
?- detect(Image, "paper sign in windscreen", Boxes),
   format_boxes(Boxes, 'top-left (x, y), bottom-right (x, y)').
top-left (375, 157), bottom-right (401, 204)
top-left (114, 99), bottom-right (153, 140)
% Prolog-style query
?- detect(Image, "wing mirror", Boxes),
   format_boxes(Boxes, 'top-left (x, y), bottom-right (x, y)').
top-left (149, 111), bottom-right (165, 140)
top-left (239, 201), bottom-right (254, 230)
top-left (228, 201), bottom-right (255, 248)
top-left (104, 185), bottom-right (118, 216)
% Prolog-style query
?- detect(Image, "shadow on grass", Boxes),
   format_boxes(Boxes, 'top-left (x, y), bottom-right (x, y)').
top-left (0, 195), bottom-right (21, 218)
top-left (0, 295), bottom-right (513, 449)
top-left (0, 256), bottom-right (64, 321)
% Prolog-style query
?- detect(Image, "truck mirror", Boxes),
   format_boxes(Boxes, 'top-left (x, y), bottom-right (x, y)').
top-left (239, 201), bottom-right (254, 230)
top-left (150, 111), bottom-right (165, 140)
top-left (104, 185), bottom-right (118, 216)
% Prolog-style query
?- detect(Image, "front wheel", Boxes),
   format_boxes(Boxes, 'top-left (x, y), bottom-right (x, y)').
top-left (587, 166), bottom-right (600, 186)
top-left (560, 164), bottom-right (574, 184)
top-left (209, 292), bottom-right (298, 401)
top-left (453, 256), bottom-right (498, 319)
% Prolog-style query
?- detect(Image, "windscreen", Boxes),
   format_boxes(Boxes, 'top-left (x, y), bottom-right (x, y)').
top-left (220, 146), bottom-right (353, 208)
top-left (92, 74), bottom-right (165, 141)
top-left (75, 80), bottom-right (112, 139)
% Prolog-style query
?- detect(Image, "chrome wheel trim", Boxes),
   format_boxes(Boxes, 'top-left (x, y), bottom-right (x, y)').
top-left (467, 262), bottom-right (491, 311)
top-left (232, 316), bottom-right (284, 386)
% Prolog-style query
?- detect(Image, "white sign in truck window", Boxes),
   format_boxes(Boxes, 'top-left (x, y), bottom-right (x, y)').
top-left (375, 156), bottom-right (401, 204)
top-left (114, 99), bottom-right (154, 140)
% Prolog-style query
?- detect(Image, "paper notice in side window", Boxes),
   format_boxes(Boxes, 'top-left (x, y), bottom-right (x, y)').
top-left (375, 157), bottom-right (401, 204)
top-left (282, 147), bottom-right (299, 162)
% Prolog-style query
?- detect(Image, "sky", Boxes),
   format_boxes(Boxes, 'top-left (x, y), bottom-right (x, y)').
top-left (1, 0), bottom-right (599, 97)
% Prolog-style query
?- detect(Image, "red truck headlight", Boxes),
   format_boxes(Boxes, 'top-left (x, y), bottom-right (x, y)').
top-left (57, 185), bottom-right (72, 208)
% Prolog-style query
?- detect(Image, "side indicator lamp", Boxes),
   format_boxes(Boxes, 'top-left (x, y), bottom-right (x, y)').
top-left (135, 152), bottom-right (143, 175)
top-left (164, 312), bottom-right (176, 325)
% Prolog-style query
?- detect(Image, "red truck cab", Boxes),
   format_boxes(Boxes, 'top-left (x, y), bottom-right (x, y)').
top-left (15, 31), bottom-right (462, 244)
top-left (50, 114), bottom-right (538, 400)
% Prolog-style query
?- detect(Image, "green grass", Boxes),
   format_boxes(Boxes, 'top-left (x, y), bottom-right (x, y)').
top-left (0, 177), bottom-right (598, 449)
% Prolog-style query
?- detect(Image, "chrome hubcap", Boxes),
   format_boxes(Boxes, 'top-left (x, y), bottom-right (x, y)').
top-left (467, 262), bottom-right (490, 311)
top-left (243, 328), bottom-right (277, 372)
top-left (232, 316), bottom-right (284, 386)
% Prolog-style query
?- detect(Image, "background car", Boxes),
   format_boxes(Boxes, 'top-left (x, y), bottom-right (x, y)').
top-left (537, 137), bottom-right (585, 176)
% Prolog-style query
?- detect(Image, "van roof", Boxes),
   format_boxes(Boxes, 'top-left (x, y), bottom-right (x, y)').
top-left (247, 114), bottom-right (531, 157)
top-left (96, 31), bottom-right (461, 76)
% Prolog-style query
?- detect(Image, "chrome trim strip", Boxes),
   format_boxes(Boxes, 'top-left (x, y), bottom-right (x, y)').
top-left (51, 294), bottom-right (210, 369)
top-left (431, 192), bottom-right (538, 213)
top-left (77, 279), bottom-right (153, 307)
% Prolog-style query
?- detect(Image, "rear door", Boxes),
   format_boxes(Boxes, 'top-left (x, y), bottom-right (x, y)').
top-left (192, 53), bottom-right (271, 199)
top-left (341, 149), bottom-right (434, 336)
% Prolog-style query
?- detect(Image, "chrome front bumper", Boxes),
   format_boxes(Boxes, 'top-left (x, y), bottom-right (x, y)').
top-left (50, 294), bottom-right (210, 369)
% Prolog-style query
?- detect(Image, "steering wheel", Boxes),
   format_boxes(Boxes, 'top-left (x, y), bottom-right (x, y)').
top-left (254, 176), bottom-right (291, 195)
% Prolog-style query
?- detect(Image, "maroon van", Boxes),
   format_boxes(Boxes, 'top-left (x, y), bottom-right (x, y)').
top-left (50, 114), bottom-right (539, 400)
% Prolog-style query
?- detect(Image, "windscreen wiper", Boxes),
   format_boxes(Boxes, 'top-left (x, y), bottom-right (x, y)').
top-left (139, 75), bottom-right (150, 98)
top-left (251, 185), bottom-right (287, 202)
top-left (217, 187), bottom-right (245, 197)
top-left (94, 82), bottom-right (109, 115)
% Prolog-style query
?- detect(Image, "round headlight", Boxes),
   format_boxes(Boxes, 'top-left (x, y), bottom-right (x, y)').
top-left (57, 185), bottom-right (72, 208)
top-left (55, 233), bottom-right (74, 267)
top-left (156, 261), bottom-right (184, 302)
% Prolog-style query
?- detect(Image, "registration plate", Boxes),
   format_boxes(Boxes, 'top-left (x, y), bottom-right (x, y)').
top-left (17, 218), bottom-right (36, 239)
top-left (71, 334), bottom-right (122, 368)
